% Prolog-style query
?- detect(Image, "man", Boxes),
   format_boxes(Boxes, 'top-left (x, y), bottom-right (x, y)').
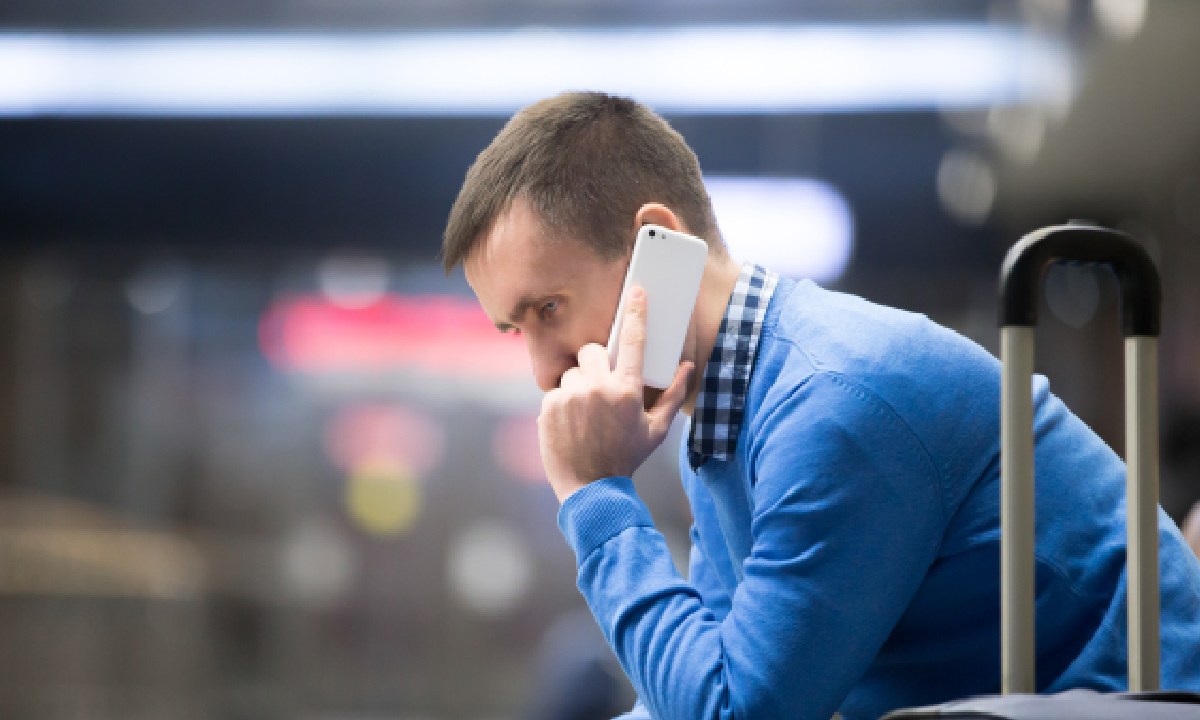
top-left (442, 91), bottom-right (1200, 720)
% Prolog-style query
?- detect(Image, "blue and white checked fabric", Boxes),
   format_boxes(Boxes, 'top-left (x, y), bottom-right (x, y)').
top-left (687, 263), bottom-right (779, 469)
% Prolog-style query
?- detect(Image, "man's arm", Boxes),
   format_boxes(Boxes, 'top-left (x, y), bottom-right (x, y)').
top-left (558, 373), bottom-right (945, 720)
top-left (604, 529), bottom-right (730, 720)
top-left (687, 524), bottom-right (733, 621)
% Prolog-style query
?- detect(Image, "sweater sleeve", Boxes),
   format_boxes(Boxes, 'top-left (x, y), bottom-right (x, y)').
top-left (558, 372), bottom-right (947, 720)
top-left (687, 524), bottom-right (733, 621)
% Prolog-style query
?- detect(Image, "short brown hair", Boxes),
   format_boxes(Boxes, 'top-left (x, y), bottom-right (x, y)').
top-left (442, 91), bottom-right (721, 272)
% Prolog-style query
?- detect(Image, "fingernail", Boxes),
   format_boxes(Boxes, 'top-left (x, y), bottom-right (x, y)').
top-left (630, 287), bottom-right (645, 302)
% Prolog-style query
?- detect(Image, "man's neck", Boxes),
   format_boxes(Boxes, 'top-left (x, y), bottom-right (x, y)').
top-left (680, 253), bottom-right (744, 417)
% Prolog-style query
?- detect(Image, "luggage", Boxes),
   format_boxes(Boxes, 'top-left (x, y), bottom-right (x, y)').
top-left (883, 689), bottom-right (1200, 719)
top-left (881, 222), bottom-right (1200, 719)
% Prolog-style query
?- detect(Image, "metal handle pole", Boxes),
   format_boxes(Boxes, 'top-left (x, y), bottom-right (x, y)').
top-left (1001, 325), bottom-right (1036, 694)
top-left (1126, 336), bottom-right (1160, 691)
top-left (999, 221), bottom-right (1162, 693)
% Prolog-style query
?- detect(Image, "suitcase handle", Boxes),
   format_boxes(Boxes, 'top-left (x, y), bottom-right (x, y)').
top-left (999, 220), bottom-right (1160, 336)
top-left (997, 222), bottom-right (1162, 695)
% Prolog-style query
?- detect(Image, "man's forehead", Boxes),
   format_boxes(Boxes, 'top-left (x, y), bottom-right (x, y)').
top-left (463, 198), bottom-right (620, 311)
top-left (467, 201), bottom-right (543, 269)
top-left (464, 230), bottom-right (549, 322)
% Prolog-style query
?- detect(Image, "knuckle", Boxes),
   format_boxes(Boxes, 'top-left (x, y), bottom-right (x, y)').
top-left (614, 385), bottom-right (641, 406)
top-left (541, 389), bottom-right (563, 411)
top-left (564, 393), bottom-right (593, 417)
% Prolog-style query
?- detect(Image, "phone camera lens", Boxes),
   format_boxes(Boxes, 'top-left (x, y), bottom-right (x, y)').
top-left (649, 229), bottom-right (656, 237)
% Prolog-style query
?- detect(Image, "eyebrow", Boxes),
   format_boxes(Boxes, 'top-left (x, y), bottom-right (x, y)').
top-left (495, 294), bottom-right (549, 331)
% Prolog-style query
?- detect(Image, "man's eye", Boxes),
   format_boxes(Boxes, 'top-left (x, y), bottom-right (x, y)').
top-left (500, 325), bottom-right (521, 336)
top-left (538, 300), bottom-right (559, 321)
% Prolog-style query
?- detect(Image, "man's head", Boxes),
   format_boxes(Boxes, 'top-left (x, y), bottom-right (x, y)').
top-left (442, 91), bottom-right (722, 273)
top-left (443, 91), bottom-right (725, 392)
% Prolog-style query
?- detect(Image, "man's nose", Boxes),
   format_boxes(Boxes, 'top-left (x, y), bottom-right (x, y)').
top-left (528, 338), bottom-right (574, 393)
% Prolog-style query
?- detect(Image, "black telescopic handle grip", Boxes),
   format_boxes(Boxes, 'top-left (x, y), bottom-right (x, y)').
top-left (999, 221), bottom-right (1161, 337)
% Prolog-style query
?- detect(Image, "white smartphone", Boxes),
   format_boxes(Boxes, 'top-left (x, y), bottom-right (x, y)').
top-left (606, 224), bottom-right (708, 389)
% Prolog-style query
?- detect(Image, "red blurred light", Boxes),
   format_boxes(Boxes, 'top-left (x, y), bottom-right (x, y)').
top-left (324, 403), bottom-right (444, 476)
top-left (260, 293), bottom-right (527, 378)
top-left (492, 414), bottom-right (545, 486)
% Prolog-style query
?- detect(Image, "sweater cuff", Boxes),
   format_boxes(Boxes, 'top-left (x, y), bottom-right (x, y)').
top-left (557, 476), bottom-right (654, 563)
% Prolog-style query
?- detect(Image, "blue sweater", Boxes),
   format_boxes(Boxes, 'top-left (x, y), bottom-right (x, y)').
top-left (557, 278), bottom-right (1200, 720)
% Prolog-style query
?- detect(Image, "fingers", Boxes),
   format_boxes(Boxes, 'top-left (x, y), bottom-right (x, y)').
top-left (558, 367), bottom-right (586, 392)
top-left (647, 361), bottom-right (693, 437)
top-left (616, 286), bottom-right (647, 387)
top-left (576, 343), bottom-right (610, 378)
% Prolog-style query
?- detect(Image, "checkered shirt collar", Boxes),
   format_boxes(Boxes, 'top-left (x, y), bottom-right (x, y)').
top-left (687, 263), bottom-right (779, 470)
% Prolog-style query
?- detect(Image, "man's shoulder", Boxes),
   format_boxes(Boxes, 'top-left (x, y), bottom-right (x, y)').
top-left (746, 279), bottom-right (1003, 480)
top-left (757, 279), bottom-right (995, 390)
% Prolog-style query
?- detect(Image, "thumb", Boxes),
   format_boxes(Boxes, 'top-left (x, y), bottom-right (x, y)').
top-left (647, 361), bottom-right (693, 438)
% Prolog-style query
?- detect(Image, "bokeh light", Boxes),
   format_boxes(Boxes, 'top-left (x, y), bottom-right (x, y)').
top-left (317, 251), bottom-right (389, 310)
top-left (344, 460), bottom-right (421, 536)
top-left (324, 402), bottom-right (445, 476)
top-left (492, 414), bottom-right (545, 486)
top-left (1094, 0), bottom-right (1148, 42)
top-left (125, 260), bottom-right (185, 314)
top-left (447, 522), bottom-right (533, 618)
top-left (1045, 264), bottom-right (1102, 329)
top-left (259, 293), bottom-right (528, 378)
top-left (707, 176), bottom-right (854, 282)
top-left (281, 515), bottom-right (358, 608)
top-left (937, 149), bottom-right (997, 225)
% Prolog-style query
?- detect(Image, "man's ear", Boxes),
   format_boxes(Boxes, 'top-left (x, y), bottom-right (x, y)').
top-left (631, 203), bottom-right (685, 236)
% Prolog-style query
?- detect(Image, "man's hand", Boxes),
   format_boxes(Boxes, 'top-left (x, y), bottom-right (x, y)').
top-left (537, 286), bottom-right (693, 503)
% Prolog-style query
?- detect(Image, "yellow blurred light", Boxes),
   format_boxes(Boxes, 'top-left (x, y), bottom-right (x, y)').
top-left (344, 461), bottom-right (420, 536)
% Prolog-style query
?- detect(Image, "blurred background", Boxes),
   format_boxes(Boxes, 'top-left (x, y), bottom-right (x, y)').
top-left (1, 0), bottom-right (1199, 718)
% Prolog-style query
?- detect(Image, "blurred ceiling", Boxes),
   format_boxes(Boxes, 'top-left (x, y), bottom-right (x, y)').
top-left (0, 0), bottom-right (995, 30)
top-left (998, 1), bottom-right (1200, 224)
top-left (0, 0), bottom-right (1196, 266)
